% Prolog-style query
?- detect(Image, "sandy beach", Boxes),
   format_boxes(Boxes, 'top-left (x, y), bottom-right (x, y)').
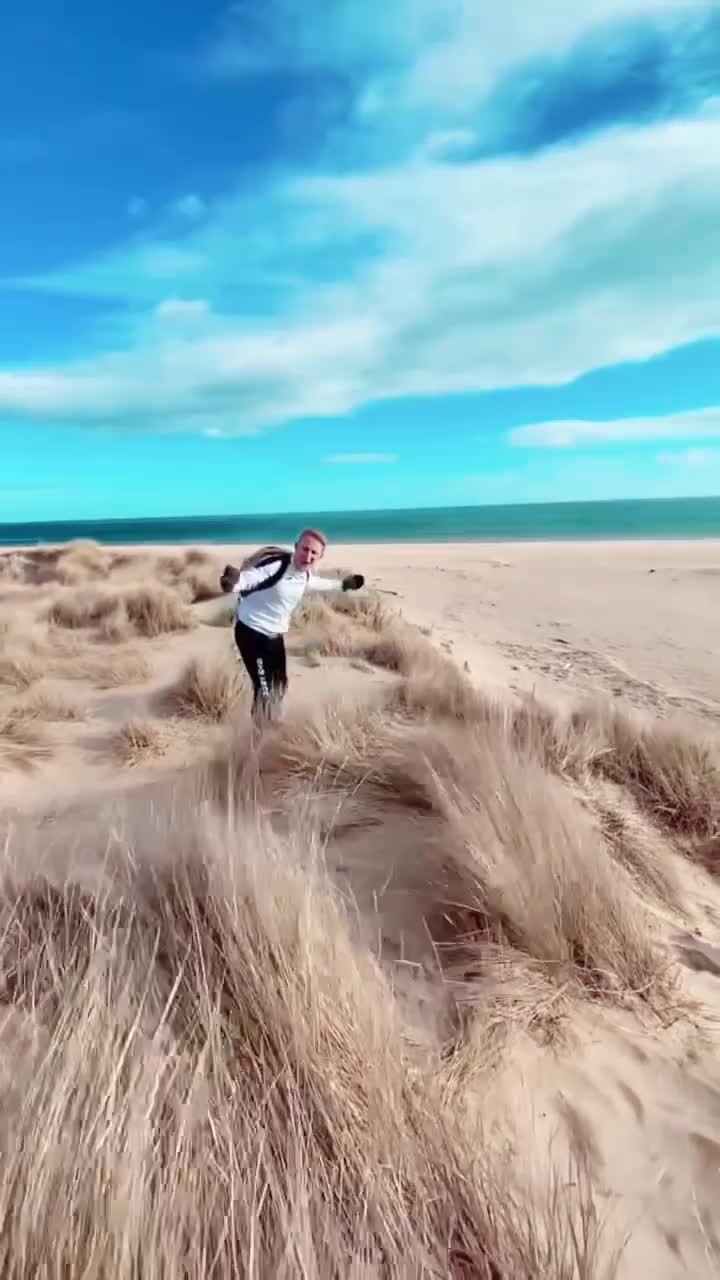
top-left (259, 538), bottom-right (720, 718)
top-left (1, 534), bottom-right (720, 1276)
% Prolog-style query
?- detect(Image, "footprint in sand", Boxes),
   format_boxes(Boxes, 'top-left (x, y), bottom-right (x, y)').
top-left (498, 639), bottom-right (720, 721)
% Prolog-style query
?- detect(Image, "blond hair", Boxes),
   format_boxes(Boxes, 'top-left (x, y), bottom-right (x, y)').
top-left (296, 528), bottom-right (327, 547)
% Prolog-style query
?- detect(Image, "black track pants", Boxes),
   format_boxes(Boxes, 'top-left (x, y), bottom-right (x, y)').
top-left (234, 620), bottom-right (288, 720)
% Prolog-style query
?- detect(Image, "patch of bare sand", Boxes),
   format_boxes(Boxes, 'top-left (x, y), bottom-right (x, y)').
top-left (0, 538), bottom-right (720, 1276)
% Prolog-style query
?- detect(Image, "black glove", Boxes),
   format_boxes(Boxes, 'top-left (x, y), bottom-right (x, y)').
top-left (341, 573), bottom-right (364, 592)
top-left (220, 564), bottom-right (240, 593)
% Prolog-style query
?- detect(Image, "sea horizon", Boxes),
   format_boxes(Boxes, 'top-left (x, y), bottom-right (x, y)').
top-left (2, 495), bottom-right (720, 548)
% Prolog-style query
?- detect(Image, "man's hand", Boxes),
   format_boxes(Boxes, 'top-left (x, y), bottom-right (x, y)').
top-left (220, 564), bottom-right (241, 593)
top-left (341, 573), bottom-right (364, 592)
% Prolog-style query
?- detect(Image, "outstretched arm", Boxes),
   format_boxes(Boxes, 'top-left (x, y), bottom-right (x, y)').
top-left (307, 573), bottom-right (365, 594)
top-left (221, 560), bottom-right (284, 594)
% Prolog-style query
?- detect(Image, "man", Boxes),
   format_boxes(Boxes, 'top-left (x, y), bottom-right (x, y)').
top-left (221, 529), bottom-right (364, 721)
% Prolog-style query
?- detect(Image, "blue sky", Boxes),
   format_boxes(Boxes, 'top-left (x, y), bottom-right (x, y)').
top-left (2, 0), bottom-right (720, 521)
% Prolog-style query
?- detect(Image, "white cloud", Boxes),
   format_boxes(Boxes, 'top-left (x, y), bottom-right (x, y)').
top-left (198, 0), bottom-right (706, 112)
top-left (656, 446), bottom-right (720, 466)
top-left (510, 408), bottom-right (720, 447)
top-left (14, 244), bottom-right (208, 300)
top-left (291, 115), bottom-right (720, 398)
top-left (416, 129), bottom-right (476, 160)
top-left (155, 298), bottom-right (210, 319)
top-left (324, 452), bottom-right (399, 463)
top-left (398, 0), bottom-right (711, 110)
top-left (3, 111), bottom-right (720, 435)
top-left (197, 0), bottom-right (443, 80)
top-left (173, 193), bottom-right (207, 220)
top-left (127, 196), bottom-right (147, 219)
top-left (0, 315), bottom-right (381, 432)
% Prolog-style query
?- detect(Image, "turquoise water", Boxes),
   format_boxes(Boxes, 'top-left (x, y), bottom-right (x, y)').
top-left (2, 497), bottom-right (720, 547)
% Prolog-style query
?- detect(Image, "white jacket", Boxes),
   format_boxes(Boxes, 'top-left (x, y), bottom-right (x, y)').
top-left (232, 557), bottom-right (341, 637)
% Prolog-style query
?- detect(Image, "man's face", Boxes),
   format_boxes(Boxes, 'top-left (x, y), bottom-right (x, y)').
top-left (294, 534), bottom-right (325, 569)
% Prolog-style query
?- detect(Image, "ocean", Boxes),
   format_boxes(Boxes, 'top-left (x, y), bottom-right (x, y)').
top-left (2, 497), bottom-right (720, 547)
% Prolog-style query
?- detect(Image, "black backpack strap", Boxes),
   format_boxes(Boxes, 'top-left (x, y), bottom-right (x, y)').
top-left (239, 551), bottom-right (292, 599)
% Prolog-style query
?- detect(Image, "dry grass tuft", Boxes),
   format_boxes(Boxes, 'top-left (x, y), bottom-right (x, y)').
top-left (589, 706), bottom-right (720, 842)
top-left (44, 623), bottom-right (86, 657)
top-left (0, 710), bottom-right (53, 770)
top-left (0, 553), bottom-right (28, 584)
top-left (13, 684), bottom-right (85, 723)
top-left (47, 582), bottom-right (193, 640)
top-left (210, 694), bottom-right (671, 1013)
top-left (183, 547), bottom-right (213, 567)
top-left (0, 651), bottom-right (44, 691)
top-left (54, 540), bottom-right (111, 584)
top-left (0, 805), bottom-right (614, 1278)
top-left (439, 947), bottom-right (571, 1072)
top-left (115, 718), bottom-right (170, 766)
top-left (164, 654), bottom-right (244, 722)
top-left (121, 585), bottom-right (194, 637)
top-left (155, 550), bottom-right (187, 580)
top-left (54, 646), bottom-right (153, 689)
top-left (92, 602), bottom-right (134, 644)
top-left (294, 589), bottom-right (390, 644)
top-left (386, 649), bottom-right (484, 720)
top-left (176, 550), bottom-right (221, 603)
top-left (427, 734), bottom-right (667, 1005)
top-left (1, 620), bottom-right (85, 668)
top-left (294, 591), bottom-right (489, 722)
top-left (181, 567), bottom-right (222, 604)
top-left (47, 588), bottom-right (119, 630)
top-left (1, 543), bottom-right (111, 590)
top-left (154, 549), bottom-right (221, 604)
top-left (499, 697), bottom-right (720, 848)
top-left (589, 779), bottom-right (683, 910)
top-left (295, 594), bottom-right (426, 675)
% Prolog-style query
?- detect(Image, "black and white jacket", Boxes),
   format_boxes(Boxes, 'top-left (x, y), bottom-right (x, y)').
top-left (230, 556), bottom-right (342, 637)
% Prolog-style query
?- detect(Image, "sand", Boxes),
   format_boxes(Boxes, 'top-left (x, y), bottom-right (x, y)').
top-left (1, 535), bottom-right (720, 1276)
top-left (221, 538), bottom-right (720, 719)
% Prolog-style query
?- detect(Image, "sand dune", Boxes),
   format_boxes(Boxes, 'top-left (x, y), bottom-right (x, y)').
top-left (1, 537), bottom-right (720, 1277)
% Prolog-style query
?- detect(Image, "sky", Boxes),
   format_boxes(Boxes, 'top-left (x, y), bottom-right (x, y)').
top-left (1, 0), bottom-right (720, 522)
